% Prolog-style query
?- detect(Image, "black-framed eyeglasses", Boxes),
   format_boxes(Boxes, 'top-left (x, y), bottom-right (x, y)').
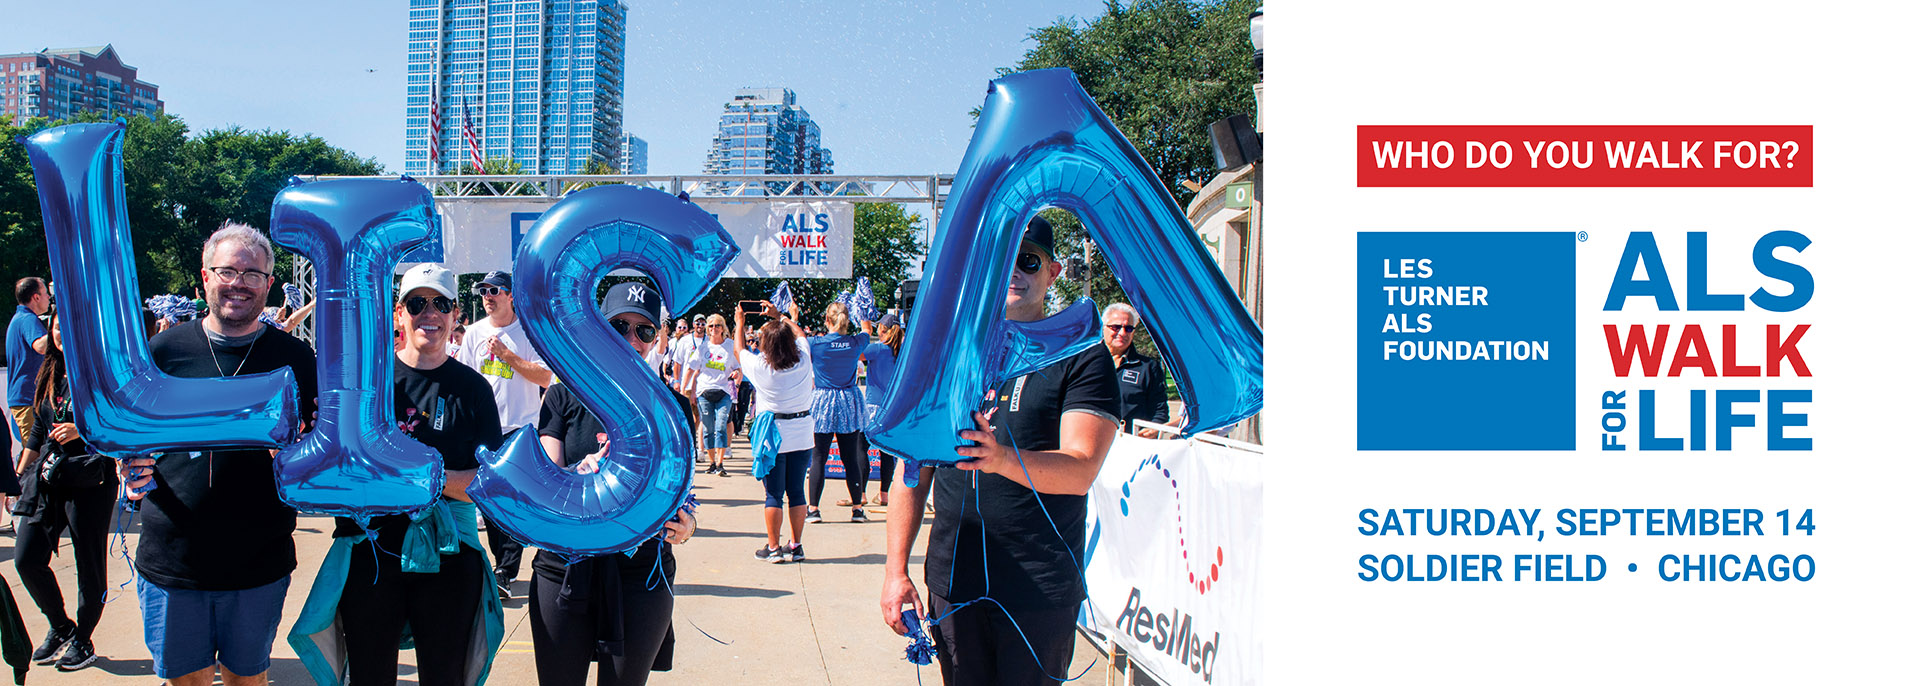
top-left (473, 285), bottom-right (507, 297)
top-left (1106, 324), bottom-right (1138, 333)
top-left (403, 296), bottom-right (455, 315)
top-left (1015, 252), bottom-right (1046, 275)
top-left (609, 318), bottom-right (658, 343)
top-left (209, 266), bottom-right (270, 288)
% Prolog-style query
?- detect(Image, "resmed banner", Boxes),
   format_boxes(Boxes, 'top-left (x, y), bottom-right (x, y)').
top-left (1081, 434), bottom-right (1263, 685)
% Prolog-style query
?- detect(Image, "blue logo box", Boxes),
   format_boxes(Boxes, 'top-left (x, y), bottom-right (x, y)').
top-left (1357, 232), bottom-right (1575, 450)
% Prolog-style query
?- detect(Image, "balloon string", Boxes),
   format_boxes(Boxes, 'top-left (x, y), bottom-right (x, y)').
top-left (920, 379), bottom-right (1094, 683)
top-left (646, 496), bottom-right (729, 645)
top-left (105, 496), bottom-right (138, 604)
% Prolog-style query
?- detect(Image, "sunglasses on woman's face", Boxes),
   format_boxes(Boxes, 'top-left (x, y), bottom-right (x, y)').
top-left (404, 296), bottom-right (455, 315)
top-left (608, 318), bottom-right (658, 343)
top-left (1016, 251), bottom-right (1046, 275)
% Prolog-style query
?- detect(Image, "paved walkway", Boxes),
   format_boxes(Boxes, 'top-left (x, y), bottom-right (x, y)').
top-left (1, 434), bottom-right (1106, 684)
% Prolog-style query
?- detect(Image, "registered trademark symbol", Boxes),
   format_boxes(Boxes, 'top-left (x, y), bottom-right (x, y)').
top-left (1577, 231), bottom-right (1589, 242)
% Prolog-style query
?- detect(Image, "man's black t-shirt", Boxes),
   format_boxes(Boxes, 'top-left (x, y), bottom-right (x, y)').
top-left (925, 345), bottom-right (1120, 609)
top-left (141, 319), bottom-right (318, 591)
top-left (1112, 348), bottom-right (1170, 429)
top-left (334, 357), bottom-right (502, 542)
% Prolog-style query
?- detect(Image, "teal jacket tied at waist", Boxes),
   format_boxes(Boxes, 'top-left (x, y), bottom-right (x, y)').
top-left (288, 499), bottom-right (505, 686)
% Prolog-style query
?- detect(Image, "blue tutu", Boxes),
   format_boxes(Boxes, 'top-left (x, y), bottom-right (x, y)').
top-left (811, 386), bottom-right (866, 434)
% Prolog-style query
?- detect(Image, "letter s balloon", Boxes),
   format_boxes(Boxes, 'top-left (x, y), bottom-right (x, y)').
top-left (21, 122), bottom-right (297, 459)
top-left (469, 185), bottom-right (738, 561)
top-left (270, 177), bottom-right (447, 521)
top-left (868, 69), bottom-right (1263, 482)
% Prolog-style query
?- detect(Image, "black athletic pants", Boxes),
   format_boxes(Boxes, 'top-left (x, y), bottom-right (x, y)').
top-left (14, 483), bottom-right (115, 641)
top-left (337, 542), bottom-right (485, 686)
top-left (808, 432), bottom-right (866, 508)
top-left (929, 592), bottom-right (1079, 686)
top-left (529, 548), bottom-right (675, 686)
top-left (484, 514), bottom-right (523, 583)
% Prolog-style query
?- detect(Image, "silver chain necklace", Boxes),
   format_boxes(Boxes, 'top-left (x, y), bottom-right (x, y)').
top-left (204, 325), bottom-right (259, 378)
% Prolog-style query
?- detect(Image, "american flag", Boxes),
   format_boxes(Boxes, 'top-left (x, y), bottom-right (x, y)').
top-left (427, 79), bottom-right (443, 172)
top-left (462, 96), bottom-right (484, 171)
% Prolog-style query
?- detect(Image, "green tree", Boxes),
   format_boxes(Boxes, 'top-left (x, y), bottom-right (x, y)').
top-left (682, 202), bottom-right (927, 331)
top-left (449, 157), bottom-right (540, 197)
top-left (1000, 0), bottom-right (1257, 363)
top-left (1, 113), bottom-right (383, 307)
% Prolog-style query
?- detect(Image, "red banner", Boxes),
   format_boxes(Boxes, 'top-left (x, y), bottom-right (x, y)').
top-left (1356, 125), bottom-right (1812, 187)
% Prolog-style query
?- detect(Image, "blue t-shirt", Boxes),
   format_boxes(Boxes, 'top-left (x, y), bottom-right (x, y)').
top-left (861, 342), bottom-right (896, 407)
top-left (6, 306), bottom-right (48, 407)
top-left (808, 332), bottom-right (868, 389)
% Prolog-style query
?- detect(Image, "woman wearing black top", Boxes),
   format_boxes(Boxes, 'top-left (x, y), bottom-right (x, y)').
top-left (290, 264), bottom-right (505, 686)
top-left (531, 282), bottom-right (696, 686)
top-left (14, 309), bottom-right (119, 671)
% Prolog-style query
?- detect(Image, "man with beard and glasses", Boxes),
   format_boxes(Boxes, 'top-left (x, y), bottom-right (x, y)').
top-left (123, 222), bottom-right (319, 686)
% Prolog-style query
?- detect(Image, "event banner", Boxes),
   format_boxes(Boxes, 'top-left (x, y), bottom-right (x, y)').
top-left (1081, 435), bottom-right (1263, 685)
top-left (1267, 3), bottom-right (1915, 683)
top-left (410, 197), bottom-right (853, 278)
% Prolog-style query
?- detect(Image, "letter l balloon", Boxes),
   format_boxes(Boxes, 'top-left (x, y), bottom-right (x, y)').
top-left (20, 122), bottom-right (297, 459)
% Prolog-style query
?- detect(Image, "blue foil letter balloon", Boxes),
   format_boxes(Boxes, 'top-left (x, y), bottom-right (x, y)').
top-left (868, 69), bottom-right (1264, 482)
top-left (469, 185), bottom-right (738, 561)
top-left (271, 177), bottom-right (445, 520)
top-left (20, 123), bottom-right (297, 458)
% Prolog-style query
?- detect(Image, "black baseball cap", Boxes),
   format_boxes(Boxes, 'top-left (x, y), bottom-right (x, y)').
top-left (600, 281), bottom-right (661, 325)
top-left (480, 270), bottom-right (513, 291)
top-left (1022, 215), bottom-right (1055, 259)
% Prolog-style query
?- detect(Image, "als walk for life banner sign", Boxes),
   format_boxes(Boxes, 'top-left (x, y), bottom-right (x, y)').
top-left (404, 198), bottom-right (854, 278)
top-left (1264, 2), bottom-right (1918, 683)
top-left (1080, 435), bottom-right (1262, 686)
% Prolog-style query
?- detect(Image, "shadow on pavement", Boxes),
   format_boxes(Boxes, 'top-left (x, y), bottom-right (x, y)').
top-left (672, 583), bottom-right (793, 599)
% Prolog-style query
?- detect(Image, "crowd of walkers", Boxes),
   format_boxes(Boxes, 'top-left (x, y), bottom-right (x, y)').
top-left (0, 214), bottom-right (1173, 685)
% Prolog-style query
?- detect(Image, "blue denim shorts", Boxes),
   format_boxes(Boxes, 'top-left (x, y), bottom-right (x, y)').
top-left (138, 574), bottom-right (291, 679)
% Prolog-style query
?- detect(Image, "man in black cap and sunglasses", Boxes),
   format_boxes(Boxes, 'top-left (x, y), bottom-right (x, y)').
top-left (454, 269), bottom-right (550, 598)
top-left (883, 215), bottom-right (1122, 684)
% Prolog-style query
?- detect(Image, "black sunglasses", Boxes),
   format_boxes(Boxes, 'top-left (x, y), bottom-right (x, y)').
top-left (1106, 324), bottom-right (1137, 333)
top-left (473, 285), bottom-right (507, 296)
top-left (1016, 252), bottom-right (1046, 275)
top-left (609, 318), bottom-right (658, 343)
top-left (403, 296), bottom-right (455, 315)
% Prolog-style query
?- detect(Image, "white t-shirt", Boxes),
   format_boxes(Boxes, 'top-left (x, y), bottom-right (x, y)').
top-left (739, 337), bottom-right (814, 448)
top-left (456, 316), bottom-right (548, 429)
top-left (690, 338), bottom-right (740, 398)
top-left (671, 335), bottom-right (700, 373)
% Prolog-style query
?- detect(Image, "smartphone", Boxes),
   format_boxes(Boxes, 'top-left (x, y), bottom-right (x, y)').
top-left (740, 300), bottom-right (766, 314)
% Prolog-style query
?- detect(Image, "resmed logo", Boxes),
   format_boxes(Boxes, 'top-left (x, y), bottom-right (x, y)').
top-left (1105, 453), bottom-right (1231, 682)
top-left (1118, 454), bottom-right (1225, 594)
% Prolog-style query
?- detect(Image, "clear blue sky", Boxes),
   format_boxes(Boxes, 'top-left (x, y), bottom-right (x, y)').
top-left (1, 0), bottom-right (1111, 175)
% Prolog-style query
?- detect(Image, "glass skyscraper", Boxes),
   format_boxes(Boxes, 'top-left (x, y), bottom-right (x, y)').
top-left (620, 132), bottom-right (647, 174)
top-left (404, 0), bottom-right (627, 175)
top-left (702, 87), bottom-right (834, 180)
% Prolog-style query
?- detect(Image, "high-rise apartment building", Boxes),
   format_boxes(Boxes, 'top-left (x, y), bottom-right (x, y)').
top-left (404, 0), bottom-right (627, 175)
top-left (702, 87), bottom-right (833, 180)
top-left (0, 45), bottom-right (162, 126)
top-left (620, 132), bottom-right (646, 174)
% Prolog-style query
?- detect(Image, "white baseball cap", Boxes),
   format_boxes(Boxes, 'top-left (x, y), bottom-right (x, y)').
top-left (398, 263), bottom-right (458, 300)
